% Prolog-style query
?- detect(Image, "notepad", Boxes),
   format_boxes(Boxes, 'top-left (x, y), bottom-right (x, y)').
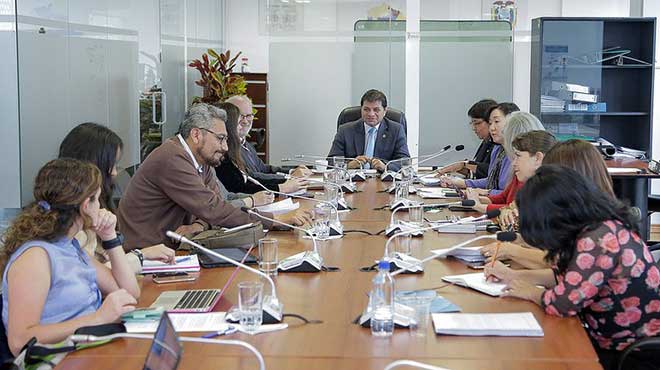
top-left (432, 246), bottom-right (482, 259)
top-left (124, 312), bottom-right (227, 333)
top-left (441, 272), bottom-right (506, 296)
top-left (607, 167), bottom-right (642, 174)
top-left (432, 312), bottom-right (544, 337)
top-left (255, 198), bottom-right (300, 214)
top-left (141, 255), bottom-right (201, 274)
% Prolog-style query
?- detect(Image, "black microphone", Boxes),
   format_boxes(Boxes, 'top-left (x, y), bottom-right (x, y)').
top-left (166, 230), bottom-right (283, 323)
top-left (240, 207), bottom-right (323, 273)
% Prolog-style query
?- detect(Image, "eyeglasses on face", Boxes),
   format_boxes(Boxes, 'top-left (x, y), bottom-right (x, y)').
top-left (239, 113), bottom-right (254, 122)
top-left (199, 128), bottom-right (228, 144)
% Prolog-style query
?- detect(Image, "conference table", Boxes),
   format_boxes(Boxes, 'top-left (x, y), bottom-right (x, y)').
top-left (57, 177), bottom-right (601, 370)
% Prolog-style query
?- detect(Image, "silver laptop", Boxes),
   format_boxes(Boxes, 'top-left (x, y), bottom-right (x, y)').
top-left (150, 289), bottom-right (221, 313)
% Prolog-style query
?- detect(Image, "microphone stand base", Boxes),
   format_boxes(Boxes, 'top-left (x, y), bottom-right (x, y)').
top-left (329, 222), bottom-right (344, 236)
top-left (380, 171), bottom-right (397, 182)
top-left (350, 171), bottom-right (367, 182)
top-left (341, 183), bottom-right (358, 193)
top-left (390, 198), bottom-right (415, 211)
top-left (278, 251), bottom-right (323, 273)
top-left (386, 253), bottom-right (424, 274)
top-left (358, 302), bottom-right (415, 328)
top-left (337, 199), bottom-right (351, 211)
top-left (227, 295), bottom-right (284, 324)
top-left (385, 223), bottom-right (425, 237)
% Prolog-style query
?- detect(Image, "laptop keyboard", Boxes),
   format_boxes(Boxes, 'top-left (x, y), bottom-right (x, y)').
top-left (174, 289), bottom-right (220, 311)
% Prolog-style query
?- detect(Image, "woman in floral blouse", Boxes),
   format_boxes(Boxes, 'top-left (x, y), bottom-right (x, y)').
top-left (485, 165), bottom-right (660, 370)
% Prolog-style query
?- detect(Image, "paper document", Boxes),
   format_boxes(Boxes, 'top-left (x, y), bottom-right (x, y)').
top-left (141, 255), bottom-right (200, 274)
top-left (432, 312), bottom-right (544, 337)
top-left (255, 198), bottom-right (300, 214)
top-left (442, 272), bottom-right (506, 296)
top-left (125, 312), bottom-right (227, 333)
top-left (432, 246), bottom-right (482, 259)
top-left (607, 167), bottom-right (642, 174)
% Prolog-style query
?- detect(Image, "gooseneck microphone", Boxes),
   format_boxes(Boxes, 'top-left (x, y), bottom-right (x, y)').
top-left (245, 174), bottom-right (344, 236)
top-left (241, 207), bottom-right (323, 273)
top-left (382, 209), bottom-right (501, 273)
top-left (390, 231), bottom-right (516, 276)
top-left (384, 145), bottom-right (452, 172)
top-left (385, 200), bottom-right (476, 236)
top-left (166, 230), bottom-right (283, 323)
top-left (69, 332), bottom-right (265, 370)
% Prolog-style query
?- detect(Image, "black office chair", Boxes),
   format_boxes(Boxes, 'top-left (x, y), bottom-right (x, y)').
top-left (0, 296), bottom-right (13, 364)
top-left (616, 336), bottom-right (660, 370)
top-left (336, 106), bottom-right (407, 134)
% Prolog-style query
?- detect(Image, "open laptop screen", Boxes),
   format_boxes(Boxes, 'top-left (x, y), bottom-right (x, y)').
top-left (143, 313), bottom-right (183, 370)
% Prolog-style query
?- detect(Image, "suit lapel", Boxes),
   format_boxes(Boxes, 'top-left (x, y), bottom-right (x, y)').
top-left (374, 119), bottom-right (389, 158)
top-left (354, 122), bottom-right (366, 156)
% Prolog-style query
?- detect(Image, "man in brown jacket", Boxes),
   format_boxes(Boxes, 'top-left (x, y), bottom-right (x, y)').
top-left (117, 103), bottom-right (310, 249)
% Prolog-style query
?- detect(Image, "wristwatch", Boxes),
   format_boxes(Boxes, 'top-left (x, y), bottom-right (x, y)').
top-left (101, 233), bottom-right (124, 250)
top-left (130, 249), bottom-right (144, 266)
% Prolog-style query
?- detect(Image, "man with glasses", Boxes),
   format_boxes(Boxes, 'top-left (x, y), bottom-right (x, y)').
top-left (435, 99), bottom-right (497, 178)
top-left (225, 95), bottom-right (311, 186)
top-left (117, 103), bottom-right (310, 249)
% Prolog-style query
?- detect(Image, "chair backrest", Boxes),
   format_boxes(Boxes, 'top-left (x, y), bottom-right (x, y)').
top-left (0, 296), bottom-right (13, 364)
top-left (336, 106), bottom-right (407, 134)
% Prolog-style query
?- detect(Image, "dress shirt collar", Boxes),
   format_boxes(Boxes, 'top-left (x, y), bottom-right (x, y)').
top-left (177, 134), bottom-right (203, 174)
top-left (363, 121), bottom-right (381, 135)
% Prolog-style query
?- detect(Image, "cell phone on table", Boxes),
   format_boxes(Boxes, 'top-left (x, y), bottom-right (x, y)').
top-left (152, 272), bottom-right (196, 284)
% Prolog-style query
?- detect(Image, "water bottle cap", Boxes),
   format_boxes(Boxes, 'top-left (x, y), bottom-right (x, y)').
top-left (378, 260), bottom-right (391, 271)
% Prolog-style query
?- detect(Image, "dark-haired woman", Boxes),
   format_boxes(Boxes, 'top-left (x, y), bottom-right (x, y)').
top-left (439, 103), bottom-right (522, 195)
top-left (59, 123), bottom-right (174, 272)
top-left (485, 165), bottom-right (660, 370)
top-left (215, 102), bottom-right (307, 195)
top-left (1, 159), bottom-right (139, 355)
top-left (482, 139), bottom-right (616, 269)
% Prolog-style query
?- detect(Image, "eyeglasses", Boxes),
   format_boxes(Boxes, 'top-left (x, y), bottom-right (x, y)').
top-left (239, 113), bottom-right (254, 122)
top-left (200, 128), bottom-right (228, 144)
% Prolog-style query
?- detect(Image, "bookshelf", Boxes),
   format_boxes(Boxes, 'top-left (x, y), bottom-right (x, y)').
top-left (530, 17), bottom-right (655, 153)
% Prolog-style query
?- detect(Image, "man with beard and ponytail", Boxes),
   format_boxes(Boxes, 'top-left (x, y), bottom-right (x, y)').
top-left (117, 103), bottom-right (310, 250)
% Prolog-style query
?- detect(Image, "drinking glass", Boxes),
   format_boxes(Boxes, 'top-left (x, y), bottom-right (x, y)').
top-left (238, 281), bottom-right (263, 333)
top-left (393, 234), bottom-right (412, 256)
top-left (258, 238), bottom-right (278, 277)
top-left (313, 203), bottom-right (333, 239)
top-left (408, 203), bottom-right (424, 227)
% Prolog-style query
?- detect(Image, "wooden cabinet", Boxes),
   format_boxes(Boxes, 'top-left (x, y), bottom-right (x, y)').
top-left (237, 73), bottom-right (269, 162)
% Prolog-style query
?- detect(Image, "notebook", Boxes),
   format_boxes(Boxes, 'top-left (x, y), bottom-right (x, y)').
top-left (432, 246), bottom-right (484, 260)
top-left (126, 312), bottom-right (228, 333)
top-left (141, 255), bottom-right (201, 274)
top-left (432, 312), bottom-right (544, 337)
top-left (441, 272), bottom-right (506, 296)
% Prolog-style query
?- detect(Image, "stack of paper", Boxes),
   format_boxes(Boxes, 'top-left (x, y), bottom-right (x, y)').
top-left (441, 272), bottom-right (506, 296)
top-left (432, 246), bottom-right (485, 263)
top-left (125, 312), bottom-right (227, 333)
top-left (416, 187), bottom-right (458, 199)
top-left (432, 312), bottom-right (544, 337)
top-left (141, 255), bottom-right (201, 274)
top-left (255, 198), bottom-right (300, 214)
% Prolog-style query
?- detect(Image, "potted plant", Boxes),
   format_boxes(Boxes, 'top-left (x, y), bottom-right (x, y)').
top-left (189, 49), bottom-right (247, 104)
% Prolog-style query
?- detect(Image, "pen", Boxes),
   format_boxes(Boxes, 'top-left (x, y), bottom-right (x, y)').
top-left (202, 326), bottom-right (237, 339)
top-left (490, 242), bottom-right (501, 268)
top-left (176, 256), bottom-right (191, 263)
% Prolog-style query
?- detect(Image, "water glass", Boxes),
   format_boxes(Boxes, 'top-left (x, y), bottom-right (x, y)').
top-left (333, 156), bottom-right (346, 170)
top-left (408, 203), bottom-right (424, 227)
top-left (238, 281), bottom-right (263, 333)
top-left (313, 203), bottom-right (333, 239)
top-left (395, 180), bottom-right (410, 201)
top-left (402, 295), bottom-right (434, 337)
top-left (258, 238), bottom-right (278, 277)
top-left (323, 184), bottom-right (339, 207)
top-left (393, 234), bottom-right (412, 256)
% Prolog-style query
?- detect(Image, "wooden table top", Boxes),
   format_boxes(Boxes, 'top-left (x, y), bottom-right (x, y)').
top-left (57, 178), bottom-right (600, 370)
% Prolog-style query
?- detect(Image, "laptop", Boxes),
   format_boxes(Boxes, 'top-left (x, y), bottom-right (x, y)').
top-left (143, 313), bottom-right (183, 370)
top-left (150, 289), bottom-right (222, 313)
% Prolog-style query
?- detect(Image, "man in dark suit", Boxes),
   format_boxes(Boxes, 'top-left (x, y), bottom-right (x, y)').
top-left (327, 89), bottom-right (410, 172)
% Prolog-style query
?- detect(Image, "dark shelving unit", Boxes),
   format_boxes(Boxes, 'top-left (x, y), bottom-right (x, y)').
top-left (530, 17), bottom-right (655, 153)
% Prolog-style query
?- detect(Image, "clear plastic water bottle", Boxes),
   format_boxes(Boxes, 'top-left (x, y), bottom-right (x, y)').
top-left (370, 260), bottom-right (395, 337)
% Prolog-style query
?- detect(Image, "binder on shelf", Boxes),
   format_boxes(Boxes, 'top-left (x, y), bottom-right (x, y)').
top-left (551, 81), bottom-right (591, 94)
top-left (554, 90), bottom-right (598, 103)
top-left (565, 102), bottom-right (607, 112)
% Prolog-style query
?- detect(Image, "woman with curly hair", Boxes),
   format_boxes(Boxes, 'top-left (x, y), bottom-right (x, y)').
top-left (1, 158), bottom-right (139, 355)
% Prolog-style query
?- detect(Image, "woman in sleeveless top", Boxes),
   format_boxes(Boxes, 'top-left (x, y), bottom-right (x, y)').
top-left (1, 159), bottom-right (139, 356)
